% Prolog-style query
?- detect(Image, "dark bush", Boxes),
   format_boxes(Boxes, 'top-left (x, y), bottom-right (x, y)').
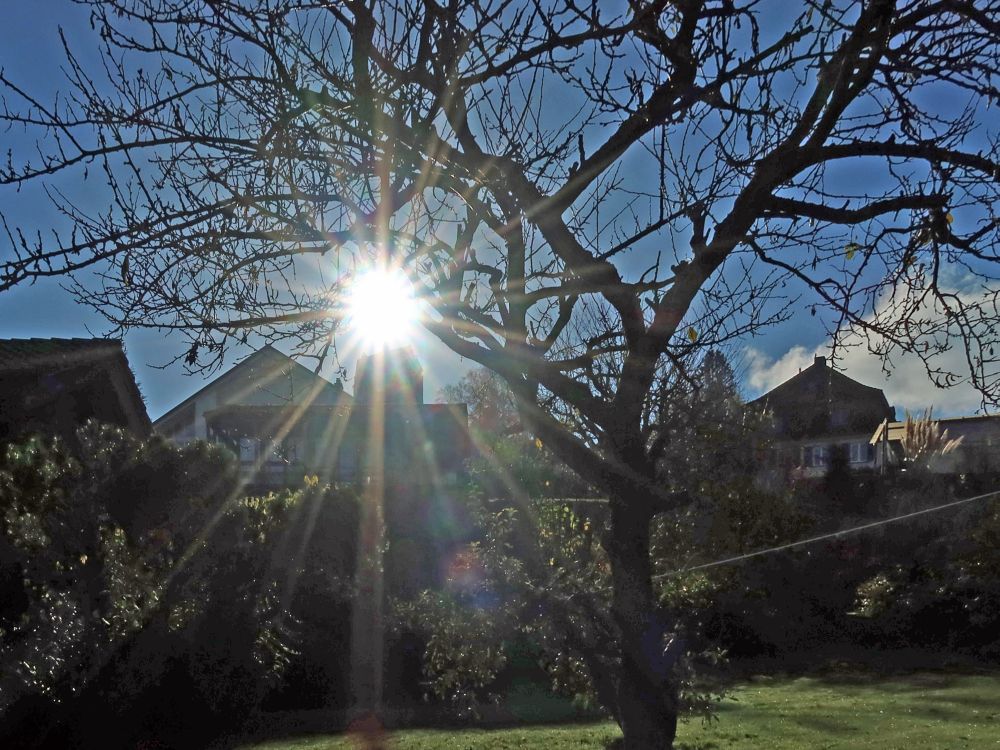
top-left (853, 496), bottom-right (1000, 656)
top-left (0, 424), bottom-right (359, 749)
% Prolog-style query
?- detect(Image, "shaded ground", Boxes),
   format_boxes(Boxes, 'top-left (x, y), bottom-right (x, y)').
top-left (235, 670), bottom-right (1000, 749)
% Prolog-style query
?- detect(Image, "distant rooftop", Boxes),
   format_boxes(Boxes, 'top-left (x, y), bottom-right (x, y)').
top-left (870, 413), bottom-right (1000, 445)
top-left (0, 337), bottom-right (151, 437)
top-left (0, 337), bottom-right (125, 370)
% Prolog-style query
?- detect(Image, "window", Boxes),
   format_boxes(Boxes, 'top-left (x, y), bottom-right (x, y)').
top-left (238, 437), bottom-right (257, 463)
top-left (849, 442), bottom-right (873, 464)
top-left (802, 444), bottom-right (829, 468)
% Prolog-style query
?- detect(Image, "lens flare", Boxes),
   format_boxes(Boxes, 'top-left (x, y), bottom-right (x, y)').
top-left (346, 268), bottom-right (420, 349)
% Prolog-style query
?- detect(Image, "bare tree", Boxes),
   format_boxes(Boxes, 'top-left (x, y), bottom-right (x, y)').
top-left (2, 1), bottom-right (998, 746)
top-left (440, 367), bottom-right (520, 435)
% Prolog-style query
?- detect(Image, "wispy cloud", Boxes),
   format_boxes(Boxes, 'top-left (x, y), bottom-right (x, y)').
top-left (745, 345), bottom-right (817, 395)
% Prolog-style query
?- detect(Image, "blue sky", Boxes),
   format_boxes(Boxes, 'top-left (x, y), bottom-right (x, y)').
top-left (0, 2), bottom-right (992, 420)
top-left (0, 1), bottom-right (477, 417)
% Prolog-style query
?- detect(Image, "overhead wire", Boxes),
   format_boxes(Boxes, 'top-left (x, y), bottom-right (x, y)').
top-left (653, 487), bottom-right (1000, 580)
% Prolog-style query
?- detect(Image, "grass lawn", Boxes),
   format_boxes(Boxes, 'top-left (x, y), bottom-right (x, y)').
top-left (237, 671), bottom-right (1000, 749)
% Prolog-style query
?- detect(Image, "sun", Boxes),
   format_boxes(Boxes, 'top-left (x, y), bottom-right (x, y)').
top-left (346, 267), bottom-right (420, 349)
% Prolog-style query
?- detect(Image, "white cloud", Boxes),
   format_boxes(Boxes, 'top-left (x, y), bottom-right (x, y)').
top-left (745, 345), bottom-right (818, 394)
top-left (836, 344), bottom-right (987, 418)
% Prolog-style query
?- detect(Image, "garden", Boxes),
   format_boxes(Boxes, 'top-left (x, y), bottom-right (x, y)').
top-left (239, 670), bottom-right (1000, 750)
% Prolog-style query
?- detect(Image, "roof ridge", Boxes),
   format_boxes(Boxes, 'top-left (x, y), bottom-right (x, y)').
top-left (0, 336), bottom-right (121, 344)
top-left (152, 345), bottom-right (348, 427)
top-left (751, 356), bottom-right (887, 403)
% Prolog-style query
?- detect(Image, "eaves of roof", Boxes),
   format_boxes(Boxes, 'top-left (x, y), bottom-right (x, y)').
top-left (0, 337), bottom-right (151, 434)
top-left (750, 360), bottom-right (888, 406)
top-left (153, 345), bottom-right (349, 431)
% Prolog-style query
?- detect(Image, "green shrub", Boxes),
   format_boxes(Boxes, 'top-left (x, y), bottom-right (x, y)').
top-left (0, 423), bottom-right (359, 748)
top-left (393, 494), bottom-right (727, 723)
top-left (851, 496), bottom-right (1000, 654)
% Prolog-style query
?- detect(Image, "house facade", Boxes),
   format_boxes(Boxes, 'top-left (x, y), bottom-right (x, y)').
top-left (154, 345), bottom-right (470, 490)
top-left (155, 345), bottom-right (472, 599)
top-left (751, 355), bottom-right (895, 480)
top-left (870, 414), bottom-right (1000, 475)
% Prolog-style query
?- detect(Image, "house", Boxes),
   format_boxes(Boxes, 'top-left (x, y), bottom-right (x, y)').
top-left (870, 414), bottom-right (1000, 475)
top-left (155, 345), bottom-right (352, 487)
top-left (154, 345), bottom-right (470, 490)
top-left (155, 345), bottom-right (472, 600)
top-left (0, 337), bottom-right (150, 446)
top-left (750, 355), bottom-right (895, 479)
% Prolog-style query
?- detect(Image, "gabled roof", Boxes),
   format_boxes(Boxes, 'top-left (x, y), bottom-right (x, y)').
top-left (153, 345), bottom-right (349, 431)
top-left (0, 337), bottom-right (151, 436)
top-left (749, 355), bottom-right (894, 438)
top-left (749, 355), bottom-right (888, 409)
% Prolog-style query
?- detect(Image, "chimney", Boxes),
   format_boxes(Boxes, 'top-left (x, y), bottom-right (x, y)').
top-left (354, 347), bottom-right (424, 405)
top-left (814, 355), bottom-right (827, 368)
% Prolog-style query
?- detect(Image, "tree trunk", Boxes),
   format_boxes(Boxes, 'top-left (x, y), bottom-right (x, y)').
top-left (607, 500), bottom-right (679, 749)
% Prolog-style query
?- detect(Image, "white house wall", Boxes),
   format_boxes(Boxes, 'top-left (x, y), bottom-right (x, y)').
top-left (156, 347), bottom-right (345, 442)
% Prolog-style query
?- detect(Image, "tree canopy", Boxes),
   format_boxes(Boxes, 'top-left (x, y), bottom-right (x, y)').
top-left (1, 3), bottom-right (996, 443)
top-left (1, 2), bottom-right (997, 746)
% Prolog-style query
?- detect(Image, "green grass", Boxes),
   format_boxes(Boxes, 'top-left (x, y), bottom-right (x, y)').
top-left (687, 671), bottom-right (1000, 749)
top-left (240, 723), bottom-right (620, 750)
top-left (238, 671), bottom-right (1000, 749)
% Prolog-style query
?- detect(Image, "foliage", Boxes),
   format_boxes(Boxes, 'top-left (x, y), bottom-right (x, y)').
top-left (396, 494), bottom-right (730, 722)
top-left (440, 369), bottom-right (520, 438)
top-left (645, 352), bottom-right (821, 656)
top-left (394, 588), bottom-right (512, 718)
top-left (964, 499), bottom-right (1000, 578)
top-left (852, 496), bottom-right (1000, 654)
top-left (465, 433), bottom-right (596, 503)
top-left (655, 483), bottom-right (821, 658)
top-left (394, 498), bottom-right (607, 715)
top-left (899, 408), bottom-right (964, 473)
top-left (0, 423), bottom-right (235, 714)
top-left (445, 367), bottom-right (596, 502)
top-left (651, 350), bottom-right (760, 493)
top-left (0, 423), bottom-right (359, 748)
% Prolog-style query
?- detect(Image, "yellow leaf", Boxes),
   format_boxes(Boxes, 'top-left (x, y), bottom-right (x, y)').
top-left (844, 242), bottom-right (860, 260)
top-left (946, 212), bottom-right (954, 224)
top-left (687, 326), bottom-right (698, 343)
top-left (534, 437), bottom-right (543, 450)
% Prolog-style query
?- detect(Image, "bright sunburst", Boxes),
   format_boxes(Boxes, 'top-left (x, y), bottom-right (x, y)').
top-left (346, 267), bottom-right (420, 349)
